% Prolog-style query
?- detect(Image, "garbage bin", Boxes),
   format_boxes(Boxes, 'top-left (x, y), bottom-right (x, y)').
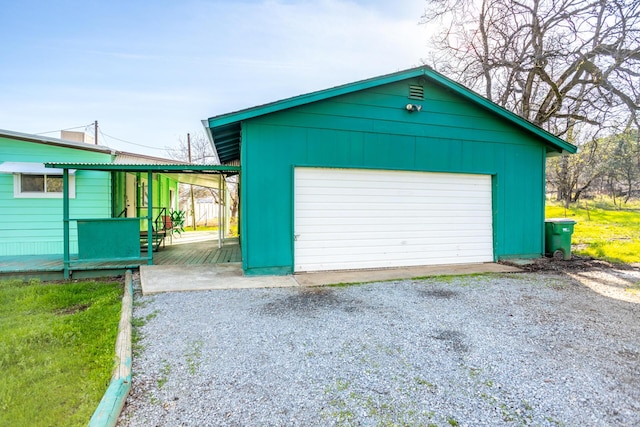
top-left (544, 218), bottom-right (576, 260)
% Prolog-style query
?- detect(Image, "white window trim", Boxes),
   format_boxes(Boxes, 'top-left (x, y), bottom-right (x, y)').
top-left (13, 173), bottom-right (76, 199)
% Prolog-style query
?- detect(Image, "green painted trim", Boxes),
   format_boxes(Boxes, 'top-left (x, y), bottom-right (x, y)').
top-left (206, 66), bottom-right (576, 156)
top-left (243, 266), bottom-right (292, 276)
top-left (292, 163), bottom-right (499, 177)
top-left (71, 217), bottom-right (147, 222)
top-left (88, 378), bottom-right (130, 427)
top-left (69, 257), bottom-right (148, 264)
top-left (88, 271), bottom-right (133, 427)
top-left (208, 69), bottom-right (427, 128)
top-left (147, 172), bottom-right (153, 265)
top-left (491, 175), bottom-right (499, 262)
top-left (63, 169), bottom-right (70, 279)
top-left (45, 163), bottom-right (241, 172)
top-left (240, 128), bottom-right (248, 272)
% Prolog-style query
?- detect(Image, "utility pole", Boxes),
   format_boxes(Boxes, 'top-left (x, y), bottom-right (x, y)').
top-left (94, 120), bottom-right (98, 145)
top-left (188, 133), bottom-right (196, 230)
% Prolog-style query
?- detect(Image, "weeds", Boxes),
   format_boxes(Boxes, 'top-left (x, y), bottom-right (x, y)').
top-left (157, 360), bottom-right (171, 388)
top-left (185, 340), bottom-right (203, 375)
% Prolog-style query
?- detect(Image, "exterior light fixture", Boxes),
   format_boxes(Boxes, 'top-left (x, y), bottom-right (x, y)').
top-left (405, 103), bottom-right (422, 112)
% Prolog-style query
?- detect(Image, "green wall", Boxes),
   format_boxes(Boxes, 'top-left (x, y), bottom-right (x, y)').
top-left (111, 172), bottom-right (178, 232)
top-left (137, 173), bottom-right (178, 231)
top-left (241, 77), bottom-right (547, 274)
top-left (0, 137), bottom-right (113, 256)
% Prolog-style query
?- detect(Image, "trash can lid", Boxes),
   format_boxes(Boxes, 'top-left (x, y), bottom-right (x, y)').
top-left (545, 218), bottom-right (576, 224)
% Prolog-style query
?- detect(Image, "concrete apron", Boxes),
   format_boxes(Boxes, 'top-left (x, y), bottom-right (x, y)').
top-left (140, 262), bottom-right (521, 294)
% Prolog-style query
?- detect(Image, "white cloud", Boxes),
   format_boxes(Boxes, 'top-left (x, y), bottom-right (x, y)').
top-left (0, 0), bottom-right (431, 156)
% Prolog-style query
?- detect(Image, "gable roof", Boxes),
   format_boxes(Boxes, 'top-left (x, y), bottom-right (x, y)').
top-left (0, 128), bottom-right (189, 165)
top-left (0, 128), bottom-right (116, 154)
top-left (204, 66), bottom-right (577, 164)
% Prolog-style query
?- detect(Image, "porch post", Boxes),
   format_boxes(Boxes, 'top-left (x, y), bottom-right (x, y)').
top-left (218, 175), bottom-right (223, 249)
top-left (147, 171), bottom-right (153, 265)
top-left (63, 168), bottom-right (70, 279)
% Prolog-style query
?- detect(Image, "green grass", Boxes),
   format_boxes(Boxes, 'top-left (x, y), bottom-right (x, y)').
top-left (0, 278), bottom-right (123, 427)
top-left (183, 221), bottom-right (238, 236)
top-left (546, 199), bottom-right (640, 264)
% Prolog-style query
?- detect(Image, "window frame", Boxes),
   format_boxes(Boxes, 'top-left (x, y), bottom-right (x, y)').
top-left (13, 173), bottom-right (76, 199)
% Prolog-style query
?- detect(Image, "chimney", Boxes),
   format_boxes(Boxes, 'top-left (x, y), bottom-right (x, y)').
top-left (61, 130), bottom-right (95, 144)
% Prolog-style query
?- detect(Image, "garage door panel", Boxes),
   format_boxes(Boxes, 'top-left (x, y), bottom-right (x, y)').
top-left (296, 186), bottom-right (491, 198)
top-left (296, 244), bottom-right (494, 259)
top-left (296, 238), bottom-right (493, 253)
top-left (301, 252), bottom-right (493, 271)
top-left (297, 229), bottom-right (493, 242)
top-left (295, 168), bottom-right (493, 272)
top-left (296, 214), bottom-right (492, 226)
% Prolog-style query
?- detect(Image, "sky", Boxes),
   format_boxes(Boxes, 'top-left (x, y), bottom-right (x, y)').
top-left (0, 0), bottom-right (431, 157)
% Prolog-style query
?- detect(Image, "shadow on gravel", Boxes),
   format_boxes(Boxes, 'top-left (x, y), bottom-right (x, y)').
top-left (259, 287), bottom-right (365, 316)
top-left (431, 329), bottom-right (469, 354)
top-left (416, 288), bottom-right (459, 299)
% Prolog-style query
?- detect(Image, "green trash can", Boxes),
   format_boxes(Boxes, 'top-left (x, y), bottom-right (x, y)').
top-left (544, 218), bottom-right (576, 260)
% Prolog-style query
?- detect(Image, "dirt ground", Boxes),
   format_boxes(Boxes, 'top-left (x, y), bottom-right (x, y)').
top-left (500, 253), bottom-right (634, 273)
top-left (501, 254), bottom-right (640, 305)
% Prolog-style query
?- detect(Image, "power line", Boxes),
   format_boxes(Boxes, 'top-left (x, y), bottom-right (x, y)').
top-left (99, 131), bottom-right (165, 151)
top-left (35, 123), bottom-right (93, 135)
top-left (36, 122), bottom-right (167, 152)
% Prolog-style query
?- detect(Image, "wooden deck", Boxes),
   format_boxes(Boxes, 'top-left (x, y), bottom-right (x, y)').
top-left (151, 238), bottom-right (241, 265)
top-left (0, 233), bottom-right (240, 280)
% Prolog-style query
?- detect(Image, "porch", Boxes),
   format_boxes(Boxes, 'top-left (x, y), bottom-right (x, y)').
top-left (0, 232), bottom-right (240, 281)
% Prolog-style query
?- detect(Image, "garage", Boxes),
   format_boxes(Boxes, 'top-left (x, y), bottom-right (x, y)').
top-left (204, 66), bottom-right (577, 275)
top-left (294, 167), bottom-right (493, 272)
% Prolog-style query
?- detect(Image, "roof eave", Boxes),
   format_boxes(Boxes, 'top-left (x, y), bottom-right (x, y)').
top-left (205, 65), bottom-right (577, 156)
top-left (44, 162), bottom-right (241, 173)
top-left (201, 119), bottom-right (222, 164)
top-left (207, 67), bottom-right (428, 128)
top-left (419, 69), bottom-right (577, 154)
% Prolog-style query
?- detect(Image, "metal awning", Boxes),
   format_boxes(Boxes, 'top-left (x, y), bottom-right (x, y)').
top-left (0, 161), bottom-right (76, 175)
top-left (44, 162), bottom-right (241, 278)
top-left (45, 162), bottom-right (240, 188)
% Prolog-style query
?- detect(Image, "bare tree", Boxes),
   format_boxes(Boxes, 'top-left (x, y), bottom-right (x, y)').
top-left (600, 130), bottom-right (640, 204)
top-left (422, 0), bottom-right (640, 203)
top-left (167, 133), bottom-right (218, 164)
top-left (166, 133), bottom-right (239, 226)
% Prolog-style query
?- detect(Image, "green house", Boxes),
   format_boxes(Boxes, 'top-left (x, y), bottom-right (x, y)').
top-left (0, 129), bottom-right (179, 262)
top-left (205, 66), bottom-right (577, 276)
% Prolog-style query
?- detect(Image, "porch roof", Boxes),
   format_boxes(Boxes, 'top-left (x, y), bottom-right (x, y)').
top-left (45, 162), bottom-right (240, 188)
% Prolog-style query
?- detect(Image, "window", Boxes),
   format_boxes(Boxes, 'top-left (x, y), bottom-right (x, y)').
top-left (14, 174), bottom-right (75, 198)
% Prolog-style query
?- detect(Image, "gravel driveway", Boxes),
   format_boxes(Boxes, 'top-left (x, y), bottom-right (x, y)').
top-left (118, 271), bottom-right (640, 426)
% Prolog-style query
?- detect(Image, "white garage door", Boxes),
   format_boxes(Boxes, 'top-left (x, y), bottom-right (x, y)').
top-left (294, 168), bottom-right (493, 272)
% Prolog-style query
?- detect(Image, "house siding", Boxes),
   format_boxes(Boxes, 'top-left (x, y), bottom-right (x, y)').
top-left (0, 136), bottom-right (113, 256)
top-left (241, 77), bottom-right (545, 275)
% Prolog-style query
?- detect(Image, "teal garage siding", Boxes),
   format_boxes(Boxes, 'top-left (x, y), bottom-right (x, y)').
top-left (240, 78), bottom-right (547, 275)
top-left (0, 136), bottom-right (113, 256)
top-left (206, 67), bottom-right (576, 276)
